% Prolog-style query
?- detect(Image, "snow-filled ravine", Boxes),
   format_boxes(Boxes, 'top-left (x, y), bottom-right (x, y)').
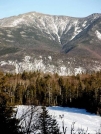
top-left (16, 106), bottom-right (101, 134)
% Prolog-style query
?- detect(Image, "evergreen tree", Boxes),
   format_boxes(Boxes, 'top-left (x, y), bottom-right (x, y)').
top-left (39, 106), bottom-right (61, 134)
top-left (0, 93), bottom-right (23, 134)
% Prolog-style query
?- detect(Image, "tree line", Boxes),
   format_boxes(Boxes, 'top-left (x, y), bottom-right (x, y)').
top-left (0, 70), bottom-right (101, 115)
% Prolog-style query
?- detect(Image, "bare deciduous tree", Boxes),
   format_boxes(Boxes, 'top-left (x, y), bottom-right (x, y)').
top-left (16, 105), bottom-right (41, 134)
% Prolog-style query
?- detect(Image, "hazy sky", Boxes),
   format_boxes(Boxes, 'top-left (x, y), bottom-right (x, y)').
top-left (0, 0), bottom-right (101, 19)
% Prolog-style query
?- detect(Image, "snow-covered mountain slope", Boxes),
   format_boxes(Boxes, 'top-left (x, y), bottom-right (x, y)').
top-left (0, 12), bottom-right (101, 75)
top-left (0, 55), bottom-right (101, 75)
top-left (16, 106), bottom-right (101, 134)
top-left (0, 12), bottom-right (101, 45)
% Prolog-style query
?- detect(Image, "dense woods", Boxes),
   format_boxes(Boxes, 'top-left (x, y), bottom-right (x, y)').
top-left (0, 70), bottom-right (101, 115)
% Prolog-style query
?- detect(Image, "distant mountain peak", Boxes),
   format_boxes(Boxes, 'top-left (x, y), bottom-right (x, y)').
top-left (0, 11), bottom-right (101, 75)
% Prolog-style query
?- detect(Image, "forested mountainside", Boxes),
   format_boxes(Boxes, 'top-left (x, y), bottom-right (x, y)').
top-left (0, 12), bottom-right (101, 74)
top-left (0, 70), bottom-right (101, 115)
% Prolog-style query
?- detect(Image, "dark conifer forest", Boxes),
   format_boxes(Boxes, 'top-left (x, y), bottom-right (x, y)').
top-left (0, 70), bottom-right (101, 115)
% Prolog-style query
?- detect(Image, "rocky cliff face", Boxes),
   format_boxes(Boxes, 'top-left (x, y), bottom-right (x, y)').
top-left (0, 12), bottom-right (101, 75)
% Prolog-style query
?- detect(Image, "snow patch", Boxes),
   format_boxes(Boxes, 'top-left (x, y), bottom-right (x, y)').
top-left (58, 66), bottom-right (67, 76)
top-left (11, 18), bottom-right (25, 27)
top-left (82, 21), bottom-right (87, 27)
top-left (48, 56), bottom-right (52, 61)
top-left (74, 67), bottom-right (85, 75)
top-left (20, 31), bottom-right (26, 34)
top-left (6, 40), bottom-right (14, 42)
top-left (71, 29), bottom-right (82, 40)
top-left (39, 56), bottom-right (42, 58)
top-left (0, 61), bottom-right (8, 66)
top-left (71, 21), bottom-right (82, 40)
top-left (95, 30), bottom-right (101, 40)
top-left (7, 34), bottom-right (14, 37)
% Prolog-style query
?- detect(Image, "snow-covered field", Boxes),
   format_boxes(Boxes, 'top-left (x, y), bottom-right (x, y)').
top-left (16, 106), bottom-right (101, 134)
top-left (48, 107), bottom-right (101, 133)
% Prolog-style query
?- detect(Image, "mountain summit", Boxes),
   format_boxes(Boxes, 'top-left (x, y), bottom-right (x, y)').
top-left (0, 12), bottom-right (101, 75)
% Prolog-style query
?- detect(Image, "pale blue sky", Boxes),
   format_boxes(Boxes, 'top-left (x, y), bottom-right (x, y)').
top-left (0, 0), bottom-right (101, 19)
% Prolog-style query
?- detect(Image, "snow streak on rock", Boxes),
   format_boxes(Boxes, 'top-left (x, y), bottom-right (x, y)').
top-left (95, 30), bottom-right (101, 40)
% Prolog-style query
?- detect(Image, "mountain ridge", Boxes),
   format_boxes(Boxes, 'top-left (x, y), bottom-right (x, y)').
top-left (0, 11), bottom-right (101, 75)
